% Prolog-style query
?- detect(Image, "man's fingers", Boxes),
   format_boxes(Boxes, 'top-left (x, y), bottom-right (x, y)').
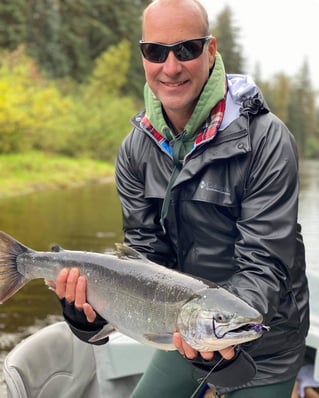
top-left (173, 333), bottom-right (235, 362)
top-left (64, 268), bottom-right (80, 303)
top-left (55, 267), bottom-right (97, 324)
top-left (74, 275), bottom-right (87, 309)
top-left (220, 346), bottom-right (235, 360)
top-left (74, 276), bottom-right (97, 322)
top-left (199, 347), bottom-right (234, 361)
top-left (173, 332), bottom-right (197, 359)
top-left (55, 268), bottom-right (69, 299)
top-left (200, 351), bottom-right (214, 361)
top-left (83, 303), bottom-right (97, 323)
top-left (173, 332), bottom-right (183, 354)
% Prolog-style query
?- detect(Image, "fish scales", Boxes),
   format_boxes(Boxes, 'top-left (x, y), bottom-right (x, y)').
top-left (0, 231), bottom-right (268, 351)
top-left (18, 249), bottom-right (209, 348)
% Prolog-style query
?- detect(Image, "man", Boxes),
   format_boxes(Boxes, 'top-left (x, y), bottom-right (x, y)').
top-left (55, 0), bottom-right (309, 397)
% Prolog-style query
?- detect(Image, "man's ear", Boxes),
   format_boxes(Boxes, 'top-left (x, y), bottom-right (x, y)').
top-left (208, 37), bottom-right (217, 67)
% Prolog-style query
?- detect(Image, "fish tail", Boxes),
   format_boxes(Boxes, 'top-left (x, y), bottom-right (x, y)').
top-left (0, 231), bottom-right (31, 304)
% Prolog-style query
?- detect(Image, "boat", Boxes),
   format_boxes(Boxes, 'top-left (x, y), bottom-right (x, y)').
top-left (3, 322), bottom-right (155, 398)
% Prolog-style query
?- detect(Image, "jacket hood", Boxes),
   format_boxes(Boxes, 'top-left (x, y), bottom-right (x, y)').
top-left (220, 74), bottom-right (260, 131)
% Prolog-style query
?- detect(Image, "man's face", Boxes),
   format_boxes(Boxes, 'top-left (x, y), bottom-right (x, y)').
top-left (141, 3), bottom-right (216, 120)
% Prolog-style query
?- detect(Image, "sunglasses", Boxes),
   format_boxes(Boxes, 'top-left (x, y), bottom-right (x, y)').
top-left (139, 36), bottom-right (212, 63)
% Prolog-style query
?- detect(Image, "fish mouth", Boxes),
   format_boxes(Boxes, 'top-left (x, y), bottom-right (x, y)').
top-left (213, 319), bottom-right (270, 339)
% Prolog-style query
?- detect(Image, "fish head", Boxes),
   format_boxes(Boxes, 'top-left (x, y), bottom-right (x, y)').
top-left (177, 286), bottom-right (269, 352)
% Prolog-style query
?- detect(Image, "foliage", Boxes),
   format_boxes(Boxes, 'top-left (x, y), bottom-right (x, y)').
top-left (0, 45), bottom-right (72, 153)
top-left (0, 151), bottom-right (113, 198)
top-left (0, 0), bottom-right (27, 49)
top-left (287, 61), bottom-right (318, 158)
top-left (0, 4), bottom-right (319, 163)
top-left (270, 73), bottom-right (290, 124)
top-left (254, 59), bottom-right (319, 159)
top-left (87, 40), bottom-right (131, 97)
top-left (211, 6), bottom-right (245, 74)
top-left (0, 44), bottom-right (137, 161)
top-left (0, 0), bottom-right (150, 98)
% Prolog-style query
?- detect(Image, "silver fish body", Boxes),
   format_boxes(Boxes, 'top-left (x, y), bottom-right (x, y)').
top-left (0, 231), bottom-right (267, 351)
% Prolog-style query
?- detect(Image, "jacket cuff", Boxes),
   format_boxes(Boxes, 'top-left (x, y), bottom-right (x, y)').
top-left (60, 298), bottom-right (109, 345)
top-left (191, 346), bottom-right (256, 388)
top-left (66, 321), bottom-right (109, 346)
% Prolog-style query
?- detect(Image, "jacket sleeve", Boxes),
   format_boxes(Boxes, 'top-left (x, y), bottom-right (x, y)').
top-left (115, 128), bottom-right (176, 267)
top-left (226, 113), bottom-right (305, 326)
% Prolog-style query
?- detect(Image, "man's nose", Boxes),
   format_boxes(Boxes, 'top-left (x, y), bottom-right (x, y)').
top-left (162, 50), bottom-right (183, 74)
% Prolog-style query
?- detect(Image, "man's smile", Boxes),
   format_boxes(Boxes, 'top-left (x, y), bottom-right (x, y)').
top-left (161, 80), bottom-right (189, 87)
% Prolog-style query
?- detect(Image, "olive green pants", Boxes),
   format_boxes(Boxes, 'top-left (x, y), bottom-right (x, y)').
top-left (130, 350), bottom-right (203, 398)
top-left (130, 349), bottom-right (295, 398)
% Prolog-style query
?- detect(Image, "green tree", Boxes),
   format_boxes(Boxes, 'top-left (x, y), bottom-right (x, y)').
top-left (27, 0), bottom-right (72, 77)
top-left (25, 0), bottom-right (149, 96)
top-left (0, 0), bottom-right (28, 49)
top-left (270, 73), bottom-right (290, 124)
top-left (87, 40), bottom-right (131, 97)
top-left (0, 44), bottom-right (137, 160)
top-left (211, 6), bottom-right (245, 74)
top-left (0, 45), bottom-right (72, 154)
top-left (0, 0), bottom-right (150, 97)
top-left (288, 60), bottom-right (317, 158)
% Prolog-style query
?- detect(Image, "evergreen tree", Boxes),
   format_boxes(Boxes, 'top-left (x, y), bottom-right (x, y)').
top-left (211, 6), bottom-right (245, 74)
top-left (288, 59), bottom-right (317, 157)
top-left (0, 0), bottom-right (150, 97)
top-left (271, 73), bottom-right (290, 124)
top-left (0, 0), bottom-right (28, 49)
top-left (27, 0), bottom-right (71, 77)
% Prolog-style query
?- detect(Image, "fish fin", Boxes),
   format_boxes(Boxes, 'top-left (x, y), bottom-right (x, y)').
top-left (50, 245), bottom-right (65, 252)
top-left (143, 333), bottom-right (174, 345)
top-left (114, 243), bottom-right (149, 262)
top-left (88, 324), bottom-right (116, 343)
top-left (0, 231), bottom-right (32, 304)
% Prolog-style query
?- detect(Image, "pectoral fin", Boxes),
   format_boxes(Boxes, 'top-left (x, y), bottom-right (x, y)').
top-left (89, 324), bottom-right (116, 343)
top-left (143, 333), bottom-right (173, 345)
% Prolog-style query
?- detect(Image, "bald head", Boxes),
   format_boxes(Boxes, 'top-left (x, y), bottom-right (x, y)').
top-left (142, 0), bottom-right (210, 40)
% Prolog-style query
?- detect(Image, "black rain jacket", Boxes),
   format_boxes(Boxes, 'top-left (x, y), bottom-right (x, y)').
top-left (114, 75), bottom-right (309, 391)
top-left (62, 75), bottom-right (309, 392)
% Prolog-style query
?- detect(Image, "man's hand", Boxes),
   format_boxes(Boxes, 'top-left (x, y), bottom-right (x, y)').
top-left (55, 267), bottom-right (97, 323)
top-left (173, 332), bottom-right (235, 361)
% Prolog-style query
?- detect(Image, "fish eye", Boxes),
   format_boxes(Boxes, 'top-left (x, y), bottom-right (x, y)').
top-left (214, 312), bottom-right (230, 323)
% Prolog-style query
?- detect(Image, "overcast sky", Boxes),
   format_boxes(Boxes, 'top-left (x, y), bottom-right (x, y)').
top-left (199, 0), bottom-right (319, 91)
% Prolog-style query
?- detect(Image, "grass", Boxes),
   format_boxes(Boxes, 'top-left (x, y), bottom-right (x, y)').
top-left (0, 151), bottom-right (115, 198)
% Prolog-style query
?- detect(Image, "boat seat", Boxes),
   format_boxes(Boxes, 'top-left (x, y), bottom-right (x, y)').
top-left (3, 321), bottom-right (101, 398)
top-left (3, 321), bottom-right (155, 398)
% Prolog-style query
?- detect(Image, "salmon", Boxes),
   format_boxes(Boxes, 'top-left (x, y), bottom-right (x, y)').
top-left (0, 231), bottom-right (268, 351)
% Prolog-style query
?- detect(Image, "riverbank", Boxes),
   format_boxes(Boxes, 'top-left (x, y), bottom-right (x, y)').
top-left (0, 151), bottom-right (114, 199)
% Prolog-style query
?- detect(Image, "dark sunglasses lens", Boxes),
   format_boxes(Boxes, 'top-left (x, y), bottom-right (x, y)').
top-left (140, 38), bottom-right (208, 63)
top-left (141, 43), bottom-right (168, 63)
top-left (177, 39), bottom-right (205, 61)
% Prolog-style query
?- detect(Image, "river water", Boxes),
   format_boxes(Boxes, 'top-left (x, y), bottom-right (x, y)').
top-left (0, 160), bottom-right (318, 395)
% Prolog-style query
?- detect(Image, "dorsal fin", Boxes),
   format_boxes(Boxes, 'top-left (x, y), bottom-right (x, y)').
top-left (50, 245), bottom-right (65, 252)
top-left (114, 243), bottom-right (149, 262)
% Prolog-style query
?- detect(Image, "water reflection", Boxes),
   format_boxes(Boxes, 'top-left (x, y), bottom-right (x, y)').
top-left (0, 182), bottom-right (123, 252)
top-left (0, 182), bottom-right (123, 350)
